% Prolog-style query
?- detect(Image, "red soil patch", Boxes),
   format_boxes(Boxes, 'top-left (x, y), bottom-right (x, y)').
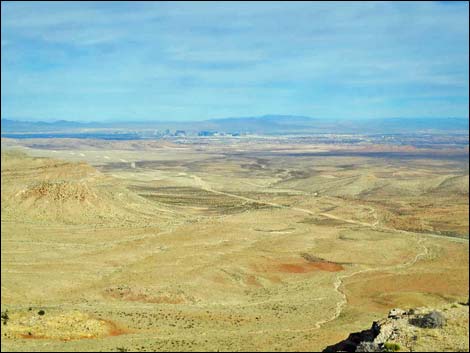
top-left (18, 319), bottom-right (128, 341)
top-left (252, 259), bottom-right (344, 274)
top-left (212, 274), bottom-right (229, 285)
top-left (104, 319), bottom-right (129, 337)
top-left (245, 274), bottom-right (262, 287)
top-left (267, 275), bottom-right (283, 284)
top-left (20, 333), bottom-right (42, 339)
top-left (278, 264), bottom-right (309, 273)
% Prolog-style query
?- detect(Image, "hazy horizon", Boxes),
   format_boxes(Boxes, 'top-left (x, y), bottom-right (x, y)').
top-left (2, 115), bottom-right (470, 125)
top-left (1, 1), bottom-right (469, 122)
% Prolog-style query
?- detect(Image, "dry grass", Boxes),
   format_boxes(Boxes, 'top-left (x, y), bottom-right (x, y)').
top-left (1, 139), bottom-right (468, 352)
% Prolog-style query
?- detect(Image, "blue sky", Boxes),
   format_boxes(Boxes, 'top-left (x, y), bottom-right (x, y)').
top-left (1, 1), bottom-right (469, 122)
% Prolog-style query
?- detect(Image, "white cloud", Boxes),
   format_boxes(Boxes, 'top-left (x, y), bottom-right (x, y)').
top-left (1, 1), bottom-right (468, 120)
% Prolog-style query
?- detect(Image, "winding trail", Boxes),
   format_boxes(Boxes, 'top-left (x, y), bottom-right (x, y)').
top-left (187, 173), bottom-right (466, 333)
top-left (247, 236), bottom-right (430, 335)
top-left (189, 173), bottom-right (467, 244)
top-left (311, 235), bottom-right (429, 332)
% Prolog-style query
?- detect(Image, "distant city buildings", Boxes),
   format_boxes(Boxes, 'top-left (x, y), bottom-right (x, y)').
top-left (198, 130), bottom-right (216, 136)
top-left (197, 130), bottom-right (242, 137)
top-left (135, 129), bottom-right (244, 138)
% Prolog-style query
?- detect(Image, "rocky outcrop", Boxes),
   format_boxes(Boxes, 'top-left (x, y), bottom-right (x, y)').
top-left (323, 309), bottom-right (410, 352)
top-left (322, 306), bottom-right (460, 352)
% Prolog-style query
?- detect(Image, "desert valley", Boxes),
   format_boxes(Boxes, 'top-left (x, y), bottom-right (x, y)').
top-left (1, 131), bottom-right (468, 352)
top-left (2, 2), bottom-right (469, 351)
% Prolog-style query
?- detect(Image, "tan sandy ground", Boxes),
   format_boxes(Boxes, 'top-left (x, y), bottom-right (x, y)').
top-left (1, 140), bottom-right (468, 352)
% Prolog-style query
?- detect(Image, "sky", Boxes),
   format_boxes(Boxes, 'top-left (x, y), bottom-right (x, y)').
top-left (1, 1), bottom-right (469, 122)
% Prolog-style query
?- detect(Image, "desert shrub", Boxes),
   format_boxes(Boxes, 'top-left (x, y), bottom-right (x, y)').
top-left (1, 310), bottom-right (9, 325)
top-left (38, 310), bottom-right (45, 316)
top-left (409, 310), bottom-right (445, 329)
top-left (116, 347), bottom-right (129, 352)
top-left (384, 342), bottom-right (401, 352)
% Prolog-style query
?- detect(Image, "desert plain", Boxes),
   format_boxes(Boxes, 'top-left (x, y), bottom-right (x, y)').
top-left (1, 136), bottom-right (468, 351)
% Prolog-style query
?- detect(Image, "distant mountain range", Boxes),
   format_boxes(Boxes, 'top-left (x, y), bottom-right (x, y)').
top-left (1, 115), bottom-right (468, 135)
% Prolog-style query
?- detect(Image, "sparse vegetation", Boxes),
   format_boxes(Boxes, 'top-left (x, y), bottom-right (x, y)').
top-left (1, 138), bottom-right (468, 352)
top-left (383, 342), bottom-right (401, 352)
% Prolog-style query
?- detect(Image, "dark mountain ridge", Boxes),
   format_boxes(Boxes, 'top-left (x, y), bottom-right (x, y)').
top-left (1, 116), bottom-right (468, 135)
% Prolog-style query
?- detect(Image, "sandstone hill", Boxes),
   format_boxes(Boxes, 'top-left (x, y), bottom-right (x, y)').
top-left (1, 150), bottom-right (175, 225)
